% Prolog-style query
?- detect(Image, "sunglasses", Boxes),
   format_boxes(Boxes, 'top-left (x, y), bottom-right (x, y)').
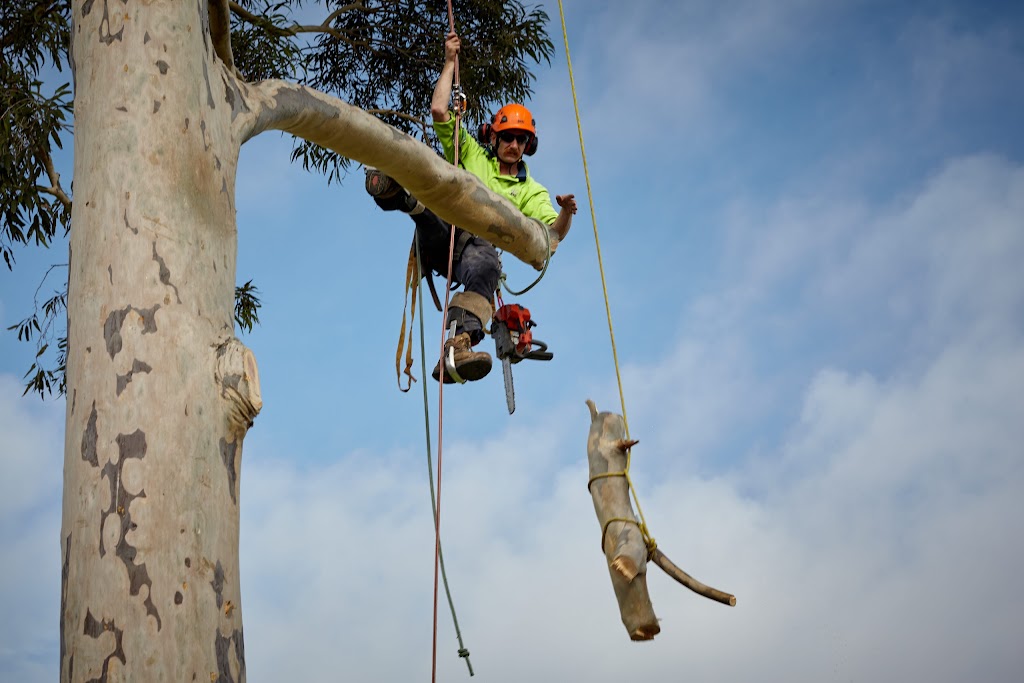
top-left (498, 131), bottom-right (531, 145)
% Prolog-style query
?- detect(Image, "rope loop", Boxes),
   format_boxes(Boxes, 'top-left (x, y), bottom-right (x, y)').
top-left (588, 449), bottom-right (657, 556)
top-left (499, 221), bottom-right (552, 296)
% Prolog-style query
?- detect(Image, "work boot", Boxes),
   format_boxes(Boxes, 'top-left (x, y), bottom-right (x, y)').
top-left (365, 167), bottom-right (423, 214)
top-left (432, 332), bottom-right (492, 384)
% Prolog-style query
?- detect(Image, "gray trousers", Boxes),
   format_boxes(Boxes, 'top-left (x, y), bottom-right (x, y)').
top-left (412, 209), bottom-right (500, 343)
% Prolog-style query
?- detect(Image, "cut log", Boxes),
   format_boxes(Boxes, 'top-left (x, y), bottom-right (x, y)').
top-left (586, 400), bottom-right (660, 641)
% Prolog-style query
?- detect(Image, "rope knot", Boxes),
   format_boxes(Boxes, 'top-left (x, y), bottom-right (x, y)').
top-left (458, 648), bottom-right (470, 658)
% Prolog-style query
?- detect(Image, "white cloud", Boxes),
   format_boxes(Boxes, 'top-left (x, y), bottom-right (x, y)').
top-left (0, 377), bottom-right (64, 683)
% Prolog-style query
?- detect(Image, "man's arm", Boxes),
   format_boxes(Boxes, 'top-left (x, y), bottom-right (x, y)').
top-left (551, 194), bottom-right (578, 241)
top-left (430, 32), bottom-right (461, 123)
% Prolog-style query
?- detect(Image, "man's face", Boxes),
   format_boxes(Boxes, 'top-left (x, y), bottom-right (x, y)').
top-left (492, 129), bottom-right (532, 165)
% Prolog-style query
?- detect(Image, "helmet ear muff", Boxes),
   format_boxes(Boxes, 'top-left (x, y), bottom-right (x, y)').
top-left (477, 122), bottom-right (493, 145)
top-left (524, 135), bottom-right (538, 156)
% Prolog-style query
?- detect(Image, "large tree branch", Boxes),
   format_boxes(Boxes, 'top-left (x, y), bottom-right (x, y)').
top-left (208, 0), bottom-right (234, 71)
top-left (237, 79), bottom-right (559, 269)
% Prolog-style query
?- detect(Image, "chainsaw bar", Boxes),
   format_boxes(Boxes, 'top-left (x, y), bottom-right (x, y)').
top-left (502, 357), bottom-right (515, 414)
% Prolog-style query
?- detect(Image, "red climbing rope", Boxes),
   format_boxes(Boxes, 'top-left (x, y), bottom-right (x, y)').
top-left (432, 3), bottom-right (462, 682)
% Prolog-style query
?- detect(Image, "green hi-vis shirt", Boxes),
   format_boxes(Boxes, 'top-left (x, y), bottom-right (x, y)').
top-left (434, 113), bottom-right (559, 226)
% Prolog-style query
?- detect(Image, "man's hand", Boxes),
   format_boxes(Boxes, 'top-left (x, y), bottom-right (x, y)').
top-left (431, 32), bottom-right (461, 121)
top-left (551, 194), bottom-right (577, 243)
top-left (444, 32), bottom-right (461, 63)
top-left (556, 194), bottom-right (578, 214)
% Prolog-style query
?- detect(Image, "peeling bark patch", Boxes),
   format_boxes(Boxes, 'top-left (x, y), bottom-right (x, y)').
top-left (203, 61), bottom-right (216, 110)
top-left (222, 74), bottom-right (251, 122)
top-left (251, 86), bottom-right (341, 139)
top-left (116, 359), bottom-right (152, 396)
top-left (214, 628), bottom-right (246, 683)
top-left (200, 119), bottom-right (211, 150)
top-left (219, 438), bottom-right (238, 504)
top-left (82, 403), bottom-right (99, 466)
top-left (83, 609), bottom-right (126, 682)
top-left (152, 242), bottom-right (181, 303)
top-left (156, 60), bottom-right (169, 75)
top-left (115, 106), bottom-right (127, 112)
top-left (103, 308), bottom-right (130, 359)
top-left (83, 0), bottom-right (95, 16)
top-left (123, 208), bottom-right (138, 234)
top-left (103, 304), bottom-right (161, 360)
top-left (98, 430), bottom-right (162, 630)
top-left (107, 265), bottom-right (113, 284)
top-left (153, 99), bottom-right (161, 113)
top-left (210, 560), bottom-right (226, 608)
top-left (144, 31), bottom-right (150, 44)
top-left (98, 0), bottom-right (125, 44)
top-left (60, 533), bottom-right (71, 678)
top-left (174, 591), bottom-right (183, 605)
top-left (471, 184), bottom-right (521, 245)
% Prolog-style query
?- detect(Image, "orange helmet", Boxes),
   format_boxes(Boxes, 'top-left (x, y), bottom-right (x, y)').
top-left (491, 103), bottom-right (536, 135)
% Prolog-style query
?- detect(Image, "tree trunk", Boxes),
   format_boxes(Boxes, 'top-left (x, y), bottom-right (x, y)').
top-left (585, 401), bottom-right (660, 641)
top-left (62, 2), bottom-right (257, 680)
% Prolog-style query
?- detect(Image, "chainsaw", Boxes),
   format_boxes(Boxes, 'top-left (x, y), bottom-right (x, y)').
top-left (492, 303), bottom-right (553, 414)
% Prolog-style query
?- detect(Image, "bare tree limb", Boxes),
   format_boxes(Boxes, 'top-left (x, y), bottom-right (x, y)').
top-left (238, 79), bottom-right (561, 269)
top-left (364, 108), bottom-right (429, 137)
top-left (39, 147), bottom-right (72, 209)
top-left (650, 549), bottom-right (736, 607)
top-left (227, 0), bottom-right (382, 41)
top-left (208, 0), bottom-right (235, 71)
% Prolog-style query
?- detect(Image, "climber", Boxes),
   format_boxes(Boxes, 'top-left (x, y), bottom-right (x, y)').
top-left (366, 31), bottom-right (577, 384)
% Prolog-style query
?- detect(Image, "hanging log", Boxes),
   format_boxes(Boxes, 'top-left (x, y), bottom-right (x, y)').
top-left (586, 400), bottom-right (660, 641)
top-left (586, 400), bottom-right (737, 640)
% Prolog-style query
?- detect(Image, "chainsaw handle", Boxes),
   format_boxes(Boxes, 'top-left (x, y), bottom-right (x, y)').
top-left (524, 339), bottom-right (553, 361)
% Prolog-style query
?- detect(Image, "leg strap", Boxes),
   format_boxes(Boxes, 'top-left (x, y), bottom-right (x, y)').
top-left (449, 290), bottom-right (494, 336)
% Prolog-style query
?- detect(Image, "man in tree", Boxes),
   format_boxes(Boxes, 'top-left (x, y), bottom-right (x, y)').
top-left (366, 32), bottom-right (577, 383)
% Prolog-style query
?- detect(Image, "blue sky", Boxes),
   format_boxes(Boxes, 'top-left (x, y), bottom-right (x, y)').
top-left (2, 1), bottom-right (1023, 680)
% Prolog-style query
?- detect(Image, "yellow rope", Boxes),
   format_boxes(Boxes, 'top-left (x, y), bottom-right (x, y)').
top-left (557, 0), bottom-right (656, 553)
